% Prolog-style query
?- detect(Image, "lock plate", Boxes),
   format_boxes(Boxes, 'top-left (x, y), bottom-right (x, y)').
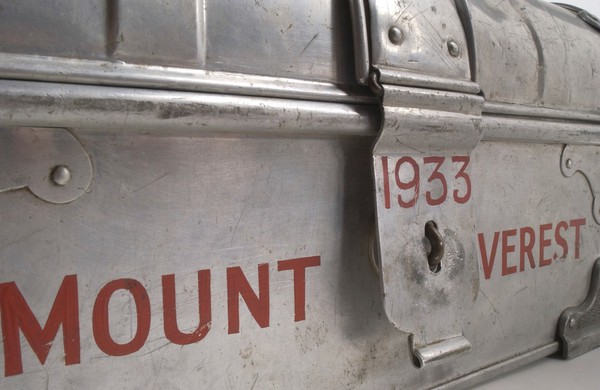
top-left (372, 85), bottom-right (483, 365)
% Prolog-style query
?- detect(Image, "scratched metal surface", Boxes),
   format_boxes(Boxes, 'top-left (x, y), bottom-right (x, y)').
top-left (470, 0), bottom-right (600, 112)
top-left (0, 0), bottom-right (356, 84)
top-left (0, 0), bottom-right (600, 388)
top-left (0, 129), bottom-right (598, 389)
top-left (0, 133), bottom-right (408, 389)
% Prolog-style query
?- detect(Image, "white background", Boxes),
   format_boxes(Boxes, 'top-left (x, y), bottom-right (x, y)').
top-left (481, 1), bottom-right (599, 389)
top-left (556, 0), bottom-right (600, 16)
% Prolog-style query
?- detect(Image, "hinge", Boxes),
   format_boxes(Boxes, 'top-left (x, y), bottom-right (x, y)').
top-left (0, 127), bottom-right (92, 204)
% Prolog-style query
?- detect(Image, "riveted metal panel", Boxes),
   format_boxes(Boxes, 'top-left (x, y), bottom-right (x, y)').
top-left (470, 0), bottom-right (600, 112)
top-left (1, 0), bottom-right (600, 388)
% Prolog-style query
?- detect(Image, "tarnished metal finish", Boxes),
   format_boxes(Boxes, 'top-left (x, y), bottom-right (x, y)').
top-left (0, 54), bottom-right (374, 104)
top-left (468, 0), bottom-right (600, 111)
top-left (0, 0), bottom-right (357, 85)
top-left (107, 0), bottom-right (205, 66)
top-left (0, 1), bottom-right (107, 60)
top-left (1, 0), bottom-right (600, 388)
top-left (349, 0), bottom-right (370, 84)
top-left (484, 102), bottom-right (600, 124)
top-left (554, 3), bottom-right (600, 32)
top-left (435, 343), bottom-right (561, 390)
top-left (205, 0), bottom-right (356, 83)
top-left (480, 115), bottom-right (600, 145)
top-left (0, 80), bottom-right (379, 137)
top-left (372, 85), bottom-right (483, 364)
top-left (561, 145), bottom-right (600, 224)
top-left (0, 132), bottom-right (406, 389)
top-left (0, 128), bottom-right (92, 204)
top-left (558, 259), bottom-right (600, 359)
top-left (2, 125), bottom-right (597, 389)
top-left (366, 0), bottom-right (476, 92)
top-left (414, 336), bottom-right (471, 367)
top-left (0, 0), bottom-right (204, 67)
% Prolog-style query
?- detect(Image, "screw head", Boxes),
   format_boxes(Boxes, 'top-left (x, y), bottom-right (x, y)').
top-left (447, 39), bottom-right (460, 57)
top-left (52, 165), bottom-right (71, 186)
top-left (569, 317), bottom-right (576, 328)
top-left (388, 26), bottom-right (404, 45)
top-left (566, 158), bottom-right (574, 169)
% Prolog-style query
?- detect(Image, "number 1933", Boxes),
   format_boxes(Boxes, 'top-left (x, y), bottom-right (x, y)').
top-left (380, 155), bottom-right (472, 209)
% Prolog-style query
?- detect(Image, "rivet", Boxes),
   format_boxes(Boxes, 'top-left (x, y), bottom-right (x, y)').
top-left (566, 159), bottom-right (574, 169)
top-left (569, 318), bottom-right (576, 328)
top-left (388, 26), bottom-right (404, 45)
top-left (447, 39), bottom-right (460, 57)
top-left (52, 165), bottom-right (71, 186)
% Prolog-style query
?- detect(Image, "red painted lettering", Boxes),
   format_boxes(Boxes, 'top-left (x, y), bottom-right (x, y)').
top-left (479, 232), bottom-right (500, 280)
top-left (480, 218), bottom-right (588, 279)
top-left (381, 155), bottom-right (471, 209)
top-left (382, 156), bottom-right (391, 209)
top-left (539, 223), bottom-right (553, 267)
top-left (395, 157), bottom-right (420, 208)
top-left (162, 270), bottom-right (211, 345)
top-left (519, 226), bottom-right (536, 272)
top-left (570, 218), bottom-right (586, 259)
top-left (555, 221), bottom-right (569, 259)
top-left (501, 229), bottom-right (518, 276)
top-left (227, 264), bottom-right (269, 334)
top-left (2, 255), bottom-right (320, 375)
top-left (423, 156), bottom-right (447, 206)
top-left (277, 256), bottom-right (321, 322)
top-left (451, 156), bottom-right (471, 204)
top-left (92, 279), bottom-right (151, 356)
top-left (0, 275), bottom-right (79, 376)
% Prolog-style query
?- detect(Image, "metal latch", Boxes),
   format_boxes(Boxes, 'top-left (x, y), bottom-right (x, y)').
top-left (372, 84), bottom-right (483, 367)
top-left (350, 0), bottom-right (485, 367)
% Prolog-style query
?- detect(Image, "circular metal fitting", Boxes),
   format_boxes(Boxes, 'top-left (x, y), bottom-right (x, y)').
top-left (52, 165), bottom-right (71, 186)
top-left (388, 26), bottom-right (404, 45)
top-left (566, 158), bottom-right (574, 169)
top-left (447, 39), bottom-right (460, 57)
top-left (569, 317), bottom-right (577, 328)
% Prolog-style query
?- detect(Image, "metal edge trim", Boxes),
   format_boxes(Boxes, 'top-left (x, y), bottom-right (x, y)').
top-left (0, 53), bottom-right (377, 105)
top-left (383, 85), bottom-right (484, 116)
top-left (480, 115), bottom-right (600, 145)
top-left (349, 0), bottom-right (371, 85)
top-left (453, 0), bottom-right (478, 84)
top-left (433, 342), bottom-right (560, 390)
top-left (378, 68), bottom-right (481, 94)
top-left (485, 101), bottom-right (600, 124)
top-left (0, 79), bottom-right (380, 137)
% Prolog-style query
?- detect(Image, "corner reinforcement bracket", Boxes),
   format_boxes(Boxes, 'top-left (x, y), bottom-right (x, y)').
top-left (558, 258), bottom-right (600, 359)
